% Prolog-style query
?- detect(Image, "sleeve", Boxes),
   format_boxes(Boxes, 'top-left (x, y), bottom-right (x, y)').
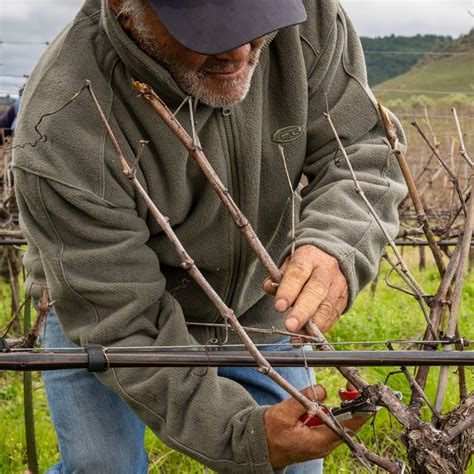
top-left (15, 168), bottom-right (273, 474)
top-left (289, 5), bottom-right (407, 306)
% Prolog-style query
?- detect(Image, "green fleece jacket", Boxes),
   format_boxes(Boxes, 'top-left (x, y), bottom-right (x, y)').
top-left (13, 0), bottom-right (407, 471)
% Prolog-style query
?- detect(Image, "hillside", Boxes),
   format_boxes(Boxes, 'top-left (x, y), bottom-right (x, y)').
top-left (361, 34), bottom-right (451, 86)
top-left (372, 30), bottom-right (474, 107)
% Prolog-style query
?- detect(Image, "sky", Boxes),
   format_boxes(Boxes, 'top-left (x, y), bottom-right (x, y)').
top-left (0, 0), bottom-right (473, 95)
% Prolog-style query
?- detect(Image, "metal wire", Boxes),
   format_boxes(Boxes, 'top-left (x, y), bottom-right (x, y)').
top-left (7, 338), bottom-right (466, 353)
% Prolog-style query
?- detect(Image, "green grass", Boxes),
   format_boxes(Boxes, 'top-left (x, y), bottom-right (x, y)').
top-left (373, 53), bottom-right (474, 108)
top-left (322, 250), bottom-right (474, 473)
top-left (0, 250), bottom-right (473, 473)
top-left (376, 54), bottom-right (474, 95)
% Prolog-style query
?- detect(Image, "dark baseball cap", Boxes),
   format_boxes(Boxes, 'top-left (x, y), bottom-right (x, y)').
top-left (147, 0), bottom-right (307, 55)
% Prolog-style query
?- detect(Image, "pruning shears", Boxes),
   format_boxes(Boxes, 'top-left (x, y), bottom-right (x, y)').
top-left (299, 388), bottom-right (402, 428)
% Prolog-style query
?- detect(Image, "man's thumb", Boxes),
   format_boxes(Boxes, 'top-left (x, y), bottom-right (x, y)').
top-left (287, 384), bottom-right (327, 416)
top-left (301, 384), bottom-right (327, 403)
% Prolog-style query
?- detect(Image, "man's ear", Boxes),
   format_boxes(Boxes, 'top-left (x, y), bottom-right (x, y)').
top-left (107, 0), bottom-right (123, 15)
top-left (107, 0), bottom-right (134, 32)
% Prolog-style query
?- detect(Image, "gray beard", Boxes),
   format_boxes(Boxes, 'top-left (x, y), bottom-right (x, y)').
top-left (141, 43), bottom-right (260, 108)
top-left (119, 0), bottom-right (261, 108)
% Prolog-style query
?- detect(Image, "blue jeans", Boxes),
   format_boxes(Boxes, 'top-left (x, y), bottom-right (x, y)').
top-left (41, 311), bottom-right (323, 474)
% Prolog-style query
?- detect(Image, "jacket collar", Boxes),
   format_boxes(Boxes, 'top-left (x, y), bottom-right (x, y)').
top-left (101, 0), bottom-right (187, 105)
top-left (100, 0), bottom-right (277, 107)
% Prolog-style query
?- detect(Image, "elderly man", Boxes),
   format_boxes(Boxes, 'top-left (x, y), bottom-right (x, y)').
top-left (13, 0), bottom-right (406, 472)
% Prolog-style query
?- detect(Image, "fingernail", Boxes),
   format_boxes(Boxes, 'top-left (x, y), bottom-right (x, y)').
top-left (285, 317), bottom-right (299, 332)
top-left (275, 299), bottom-right (288, 312)
top-left (316, 384), bottom-right (327, 399)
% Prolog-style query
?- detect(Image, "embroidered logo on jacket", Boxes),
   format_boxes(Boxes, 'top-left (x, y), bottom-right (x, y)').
top-left (271, 125), bottom-right (305, 144)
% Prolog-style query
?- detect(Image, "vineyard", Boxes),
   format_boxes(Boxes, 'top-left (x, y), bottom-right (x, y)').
top-left (0, 87), bottom-right (473, 472)
top-left (0, 19), bottom-right (473, 472)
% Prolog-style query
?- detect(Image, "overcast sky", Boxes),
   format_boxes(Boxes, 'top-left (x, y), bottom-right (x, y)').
top-left (0, 0), bottom-right (473, 95)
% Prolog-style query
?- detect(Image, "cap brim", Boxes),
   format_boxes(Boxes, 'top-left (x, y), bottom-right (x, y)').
top-left (148, 0), bottom-right (307, 55)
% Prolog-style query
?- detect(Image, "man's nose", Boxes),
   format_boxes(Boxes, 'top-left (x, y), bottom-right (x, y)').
top-left (214, 43), bottom-right (251, 62)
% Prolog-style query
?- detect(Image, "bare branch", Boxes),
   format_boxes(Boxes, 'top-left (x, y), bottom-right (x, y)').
top-left (279, 145), bottom-right (296, 257)
top-left (434, 176), bottom-right (473, 411)
top-left (132, 80), bottom-right (370, 391)
top-left (412, 120), bottom-right (468, 215)
top-left (379, 104), bottom-right (447, 276)
top-left (86, 80), bottom-right (331, 421)
top-left (129, 80), bottom-right (405, 471)
top-left (324, 111), bottom-right (431, 338)
top-left (452, 107), bottom-right (473, 168)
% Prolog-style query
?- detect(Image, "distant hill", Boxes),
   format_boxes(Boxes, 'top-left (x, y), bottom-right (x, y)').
top-left (361, 34), bottom-right (452, 86)
top-left (371, 30), bottom-right (474, 108)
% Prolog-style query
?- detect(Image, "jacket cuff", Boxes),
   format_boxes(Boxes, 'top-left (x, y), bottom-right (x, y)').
top-left (235, 405), bottom-right (274, 474)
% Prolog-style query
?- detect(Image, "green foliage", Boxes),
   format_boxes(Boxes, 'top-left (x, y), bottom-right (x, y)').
top-left (407, 95), bottom-right (435, 109)
top-left (439, 94), bottom-right (474, 109)
top-left (0, 253), bottom-right (473, 472)
top-left (361, 34), bottom-right (452, 86)
top-left (372, 30), bottom-right (474, 108)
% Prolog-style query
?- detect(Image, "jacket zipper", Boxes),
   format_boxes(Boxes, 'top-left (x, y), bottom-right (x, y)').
top-left (223, 34), bottom-right (276, 312)
top-left (221, 108), bottom-right (244, 314)
top-left (261, 31), bottom-right (279, 52)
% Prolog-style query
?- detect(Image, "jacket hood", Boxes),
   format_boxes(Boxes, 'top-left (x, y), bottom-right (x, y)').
top-left (100, 0), bottom-right (278, 106)
top-left (100, 0), bottom-right (187, 105)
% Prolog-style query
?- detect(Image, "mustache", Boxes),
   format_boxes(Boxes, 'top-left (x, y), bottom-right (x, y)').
top-left (197, 47), bottom-right (262, 76)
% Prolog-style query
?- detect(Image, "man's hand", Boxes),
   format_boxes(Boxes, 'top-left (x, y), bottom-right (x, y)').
top-left (263, 245), bottom-right (348, 334)
top-left (264, 385), bottom-right (371, 468)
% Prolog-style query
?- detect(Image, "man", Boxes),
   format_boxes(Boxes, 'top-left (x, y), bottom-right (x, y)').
top-left (0, 89), bottom-right (22, 143)
top-left (13, 0), bottom-right (407, 472)
top-left (0, 101), bottom-right (17, 134)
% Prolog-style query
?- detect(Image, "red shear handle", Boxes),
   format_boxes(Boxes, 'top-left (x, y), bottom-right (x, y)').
top-left (338, 388), bottom-right (360, 401)
top-left (299, 409), bottom-right (328, 427)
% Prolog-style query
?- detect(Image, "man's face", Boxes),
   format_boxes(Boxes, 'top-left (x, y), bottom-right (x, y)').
top-left (116, 0), bottom-right (267, 108)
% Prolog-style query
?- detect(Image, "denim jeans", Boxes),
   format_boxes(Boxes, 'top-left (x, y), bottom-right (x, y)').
top-left (41, 310), bottom-right (323, 474)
